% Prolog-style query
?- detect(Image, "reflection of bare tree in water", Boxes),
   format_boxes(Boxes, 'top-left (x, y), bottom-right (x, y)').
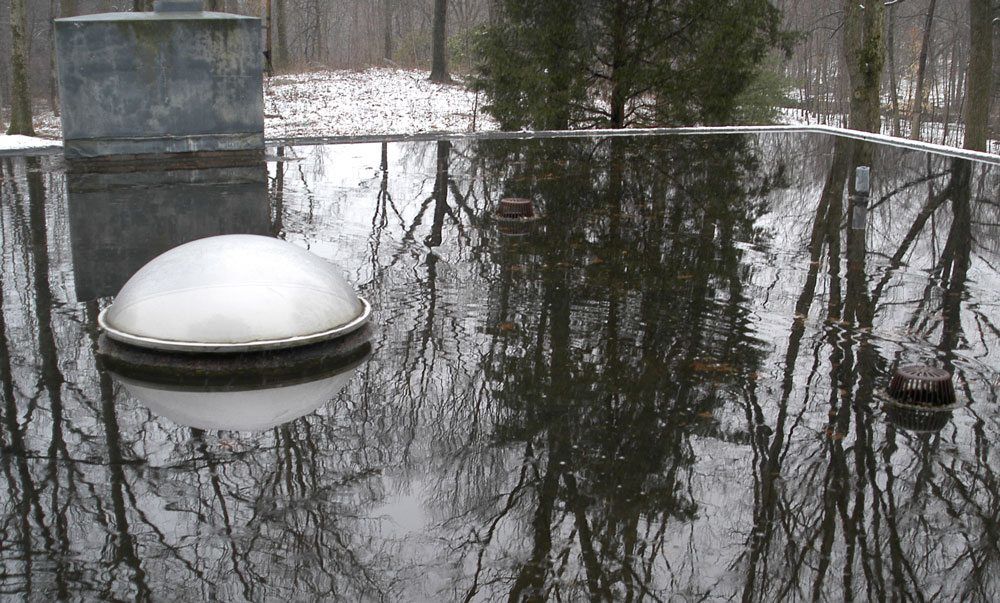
top-left (739, 137), bottom-right (1000, 600)
top-left (1, 136), bottom-right (999, 600)
top-left (271, 146), bottom-right (286, 237)
top-left (347, 136), bottom-right (994, 600)
top-left (0, 157), bottom-right (397, 600)
top-left (2, 158), bottom-right (77, 599)
top-left (418, 136), bottom-right (779, 600)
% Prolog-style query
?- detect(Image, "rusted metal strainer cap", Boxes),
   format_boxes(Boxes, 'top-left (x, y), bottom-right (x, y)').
top-left (496, 198), bottom-right (536, 220)
top-left (888, 365), bottom-right (956, 407)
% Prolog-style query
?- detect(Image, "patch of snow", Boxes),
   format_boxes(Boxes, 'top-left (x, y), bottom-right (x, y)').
top-left (0, 135), bottom-right (62, 152)
top-left (264, 67), bottom-right (498, 139)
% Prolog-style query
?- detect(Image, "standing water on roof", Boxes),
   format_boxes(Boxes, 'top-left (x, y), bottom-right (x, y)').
top-left (0, 132), bottom-right (999, 601)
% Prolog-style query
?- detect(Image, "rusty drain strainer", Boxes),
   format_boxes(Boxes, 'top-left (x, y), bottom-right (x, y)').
top-left (494, 197), bottom-right (543, 237)
top-left (882, 364), bottom-right (959, 432)
top-left (495, 197), bottom-right (537, 220)
top-left (888, 365), bottom-right (956, 407)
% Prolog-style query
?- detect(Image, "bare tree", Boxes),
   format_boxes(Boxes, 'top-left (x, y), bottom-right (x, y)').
top-left (843, 0), bottom-right (886, 133)
top-left (264, 0), bottom-right (273, 75)
top-left (384, 0), bottom-right (393, 61)
top-left (887, 3), bottom-right (901, 136)
top-left (964, 0), bottom-right (993, 150)
top-left (910, 0), bottom-right (938, 140)
top-left (274, 0), bottom-right (287, 69)
top-left (7, 0), bottom-right (35, 136)
top-left (429, 0), bottom-right (450, 83)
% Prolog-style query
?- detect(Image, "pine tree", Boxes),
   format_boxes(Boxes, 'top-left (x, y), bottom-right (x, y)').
top-left (472, 0), bottom-right (586, 129)
top-left (472, 0), bottom-right (789, 130)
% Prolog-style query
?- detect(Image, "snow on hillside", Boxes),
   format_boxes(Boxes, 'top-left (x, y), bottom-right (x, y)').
top-left (264, 68), bottom-right (498, 139)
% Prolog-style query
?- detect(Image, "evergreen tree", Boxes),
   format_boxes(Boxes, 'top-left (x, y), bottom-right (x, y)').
top-left (472, 0), bottom-right (790, 130)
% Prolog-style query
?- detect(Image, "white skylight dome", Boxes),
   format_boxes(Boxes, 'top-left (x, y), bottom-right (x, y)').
top-left (99, 235), bottom-right (371, 352)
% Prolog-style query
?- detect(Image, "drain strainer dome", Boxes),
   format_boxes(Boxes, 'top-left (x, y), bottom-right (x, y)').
top-left (99, 235), bottom-right (371, 352)
top-left (887, 365), bottom-right (956, 407)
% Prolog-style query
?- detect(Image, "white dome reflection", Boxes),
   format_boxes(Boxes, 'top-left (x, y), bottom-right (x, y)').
top-left (103, 334), bottom-right (372, 431)
top-left (115, 368), bottom-right (358, 432)
top-left (99, 235), bottom-right (370, 352)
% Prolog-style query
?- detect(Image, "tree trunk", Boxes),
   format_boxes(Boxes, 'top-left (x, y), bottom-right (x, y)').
top-left (942, 27), bottom-right (960, 145)
top-left (8, 0), bottom-right (35, 136)
top-left (887, 4), bottom-right (900, 137)
top-left (425, 141), bottom-right (450, 248)
top-left (843, 0), bottom-right (886, 134)
top-left (909, 0), bottom-right (937, 140)
top-left (429, 0), bottom-right (450, 83)
top-left (383, 0), bottom-right (393, 61)
top-left (275, 0), bottom-right (288, 69)
top-left (50, 0), bottom-right (60, 116)
top-left (608, 0), bottom-right (627, 128)
top-left (205, 0), bottom-right (223, 9)
top-left (272, 146), bottom-right (285, 236)
top-left (964, 0), bottom-right (993, 151)
top-left (263, 0), bottom-right (273, 76)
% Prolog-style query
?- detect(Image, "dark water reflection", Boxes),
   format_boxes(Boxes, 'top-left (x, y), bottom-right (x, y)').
top-left (1, 133), bottom-right (999, 601)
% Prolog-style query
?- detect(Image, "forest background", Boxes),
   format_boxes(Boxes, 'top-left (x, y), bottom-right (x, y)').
top-left (0, 0), bottom-right (996, 152)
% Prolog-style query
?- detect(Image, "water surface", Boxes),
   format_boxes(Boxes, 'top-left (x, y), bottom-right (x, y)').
top-left (1, 133), bottom-right (999, 601)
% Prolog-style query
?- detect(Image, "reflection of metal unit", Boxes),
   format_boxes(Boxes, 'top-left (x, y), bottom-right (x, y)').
top-left (496, 197), bottom-right (536, 219)
top-left (494, 197), bottom-right (542, 237)
top-left (888, 365), bottom-right (956, 407)
top-left (497, 220), bottom-right (535, 237)
top-left (67, 161), bottom-right (271, 302)
top-left (55, 1), bottom-right (263, 160)
top-left (101, 329), bottom-right (372, 431)
top-left (851, 165), bottom-right (870, 230)
top-left (885, 404), bottom-right (953, 433)
top-left (854, 166), bottom-right (871, 194)
top-left (98, 235), bottom-right (371, 353)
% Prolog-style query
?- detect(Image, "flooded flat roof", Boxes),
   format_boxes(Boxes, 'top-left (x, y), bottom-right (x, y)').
top-left (0, 131), bottom-right (998, 600)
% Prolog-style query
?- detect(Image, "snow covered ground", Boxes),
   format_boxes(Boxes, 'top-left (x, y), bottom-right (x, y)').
top-left (264, 68), bottom-right (497, 138)
top-left (0, 134), bottom-right (62, 152)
